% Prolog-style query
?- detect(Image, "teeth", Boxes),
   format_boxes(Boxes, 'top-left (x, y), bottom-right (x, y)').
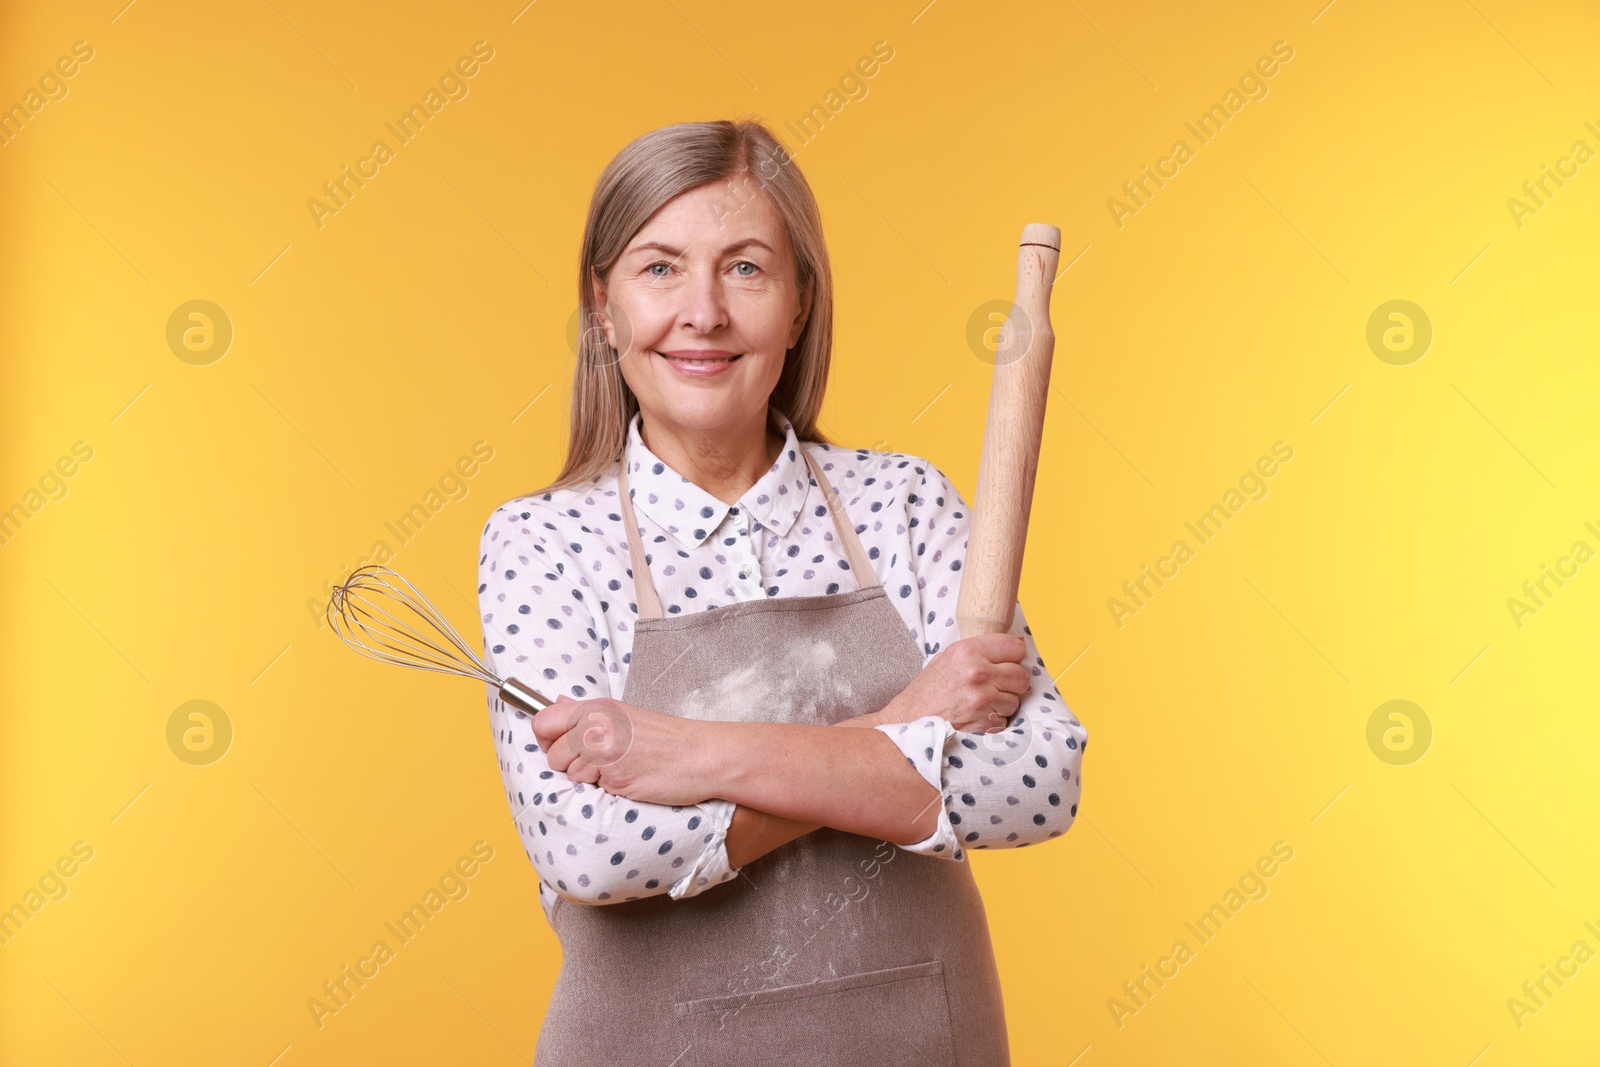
top-left (663, 354), bottom-right (737, 365)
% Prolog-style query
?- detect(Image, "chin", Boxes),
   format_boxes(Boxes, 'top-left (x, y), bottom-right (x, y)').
top-left (648, 392), bottom-right (764, 430)
top-left (657, 396), bottom-right (743, 425)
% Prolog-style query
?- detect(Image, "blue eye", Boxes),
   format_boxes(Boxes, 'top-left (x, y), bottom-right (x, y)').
top-left (734, 261), bottom-right (758, 276)
top-left (647, 263), bottom-right (671, 278)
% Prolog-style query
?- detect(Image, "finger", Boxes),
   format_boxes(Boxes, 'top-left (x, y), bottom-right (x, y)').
top-left (572, 707), bottom-right (634, 766)
top-left (984, 688), bottom-right (1023, 721)
top-left (579, 713), bottom-right (620, 763)
top-left (979, 708), bottom-right (1015, 732)
top-left (972, 687), bottom-right (1024, 729)
top-left (992, 662), bottom-right (1033, 695)
top-left (543, 729), bottom-right (575, 771)
top-left (964, 672), bottom-right (1027, 725)
top-left (566, 754), bottom-right (597, 784)
top-left (544, 717), bottom-right (602, 770)
top-left (532, 700), bottom-right (586, 746)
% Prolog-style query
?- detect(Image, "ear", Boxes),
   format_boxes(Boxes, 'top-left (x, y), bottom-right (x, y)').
top-left (589, 268), bottom-right (617, 350)
top-left (787, 274), bottom-right (814, 349)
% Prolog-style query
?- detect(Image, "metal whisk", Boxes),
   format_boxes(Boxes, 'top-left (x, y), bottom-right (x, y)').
top-left (326, 564), bottom-right (553, 713)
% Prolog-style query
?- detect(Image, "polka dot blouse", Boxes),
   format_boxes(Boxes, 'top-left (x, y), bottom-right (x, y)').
top-left (479, 410), bottom-right (1088, 918)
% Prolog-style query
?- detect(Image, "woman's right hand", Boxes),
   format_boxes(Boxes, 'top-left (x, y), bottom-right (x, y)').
top-left (879, 633), bottom-right (1032, 733)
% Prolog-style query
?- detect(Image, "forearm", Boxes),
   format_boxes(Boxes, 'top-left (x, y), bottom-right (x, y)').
top-left (697, 719), bottom-right (942, 847)
top-left (721, 710), bottom-right (894, 868)
top-left (724, 805), bottom-right (817, 869)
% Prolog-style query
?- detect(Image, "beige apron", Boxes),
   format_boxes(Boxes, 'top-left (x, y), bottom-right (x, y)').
top-left (533, 447), bottom-right (1010, 1066)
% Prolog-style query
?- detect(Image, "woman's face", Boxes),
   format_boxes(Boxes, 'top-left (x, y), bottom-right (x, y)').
top-left (593, 178), bottom-right (812, 440)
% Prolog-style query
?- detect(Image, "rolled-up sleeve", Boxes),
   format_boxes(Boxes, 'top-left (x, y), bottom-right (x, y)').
top-left (479, 504), bottom-right (740, 912)
top-left (872, 460), bottom-right (1088, 861)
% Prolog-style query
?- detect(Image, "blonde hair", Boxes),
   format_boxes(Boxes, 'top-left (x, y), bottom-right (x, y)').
top-left (529, 118), bottom-right (836, 497)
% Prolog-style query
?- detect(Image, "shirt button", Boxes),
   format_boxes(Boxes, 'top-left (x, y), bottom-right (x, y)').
top-left (738, 564), bottom-right (753, 580)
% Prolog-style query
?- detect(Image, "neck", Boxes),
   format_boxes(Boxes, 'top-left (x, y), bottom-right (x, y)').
top-left (639, 409), bottom-right (784, 505)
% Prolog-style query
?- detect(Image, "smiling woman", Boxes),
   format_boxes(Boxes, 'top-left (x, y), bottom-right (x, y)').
top-left (549, 120), bottom-right (836, 502)
top-left (481, 118), bottom-right (1085, 1066)
top-left (591, 182), bottom-right (814, 500)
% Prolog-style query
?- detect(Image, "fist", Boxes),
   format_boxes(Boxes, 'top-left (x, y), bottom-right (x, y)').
top-left (882, 632), bottom-right (1032, 733)
top-left (534, 695), bottom-right (634, 774)
top-left (531, 695), bottom-right (713, 807)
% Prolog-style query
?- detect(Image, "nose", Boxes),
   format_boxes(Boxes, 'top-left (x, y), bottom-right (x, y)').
top-left (679, 266), bottom-right (729, 335)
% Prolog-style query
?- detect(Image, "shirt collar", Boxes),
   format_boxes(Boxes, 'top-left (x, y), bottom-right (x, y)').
top-left (622, 409), bottom-right (812, 549)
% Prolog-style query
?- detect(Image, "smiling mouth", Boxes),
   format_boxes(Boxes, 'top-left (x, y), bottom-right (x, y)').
top-left (656, 352), bottom-right (744, 365)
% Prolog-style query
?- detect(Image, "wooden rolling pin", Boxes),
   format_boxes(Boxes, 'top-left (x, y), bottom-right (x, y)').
top-left (955, 223), bottom-right (1061, 639)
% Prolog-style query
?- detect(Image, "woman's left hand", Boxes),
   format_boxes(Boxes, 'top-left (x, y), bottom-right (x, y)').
top-left (532, 695), bottom-right (716, 807)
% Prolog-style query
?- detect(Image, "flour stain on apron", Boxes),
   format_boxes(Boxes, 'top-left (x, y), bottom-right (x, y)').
top-left (677, 636), bottom-right (853, 725)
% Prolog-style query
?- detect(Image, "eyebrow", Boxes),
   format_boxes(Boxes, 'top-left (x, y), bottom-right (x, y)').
top-left (626, 238), bottom-right (776, 258)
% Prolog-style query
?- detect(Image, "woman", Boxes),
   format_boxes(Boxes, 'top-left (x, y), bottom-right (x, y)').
top-left (478, 119), bottom-right (1088, 1066)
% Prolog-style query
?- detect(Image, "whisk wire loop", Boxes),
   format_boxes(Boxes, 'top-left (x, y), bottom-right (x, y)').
top-left (325, 564), bottom-right (553, 712)
top-left (328, 565), bottom-right (497, 685)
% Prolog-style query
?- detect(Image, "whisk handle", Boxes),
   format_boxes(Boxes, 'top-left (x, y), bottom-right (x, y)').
top-left (500, 677), bottom-right (553, 714)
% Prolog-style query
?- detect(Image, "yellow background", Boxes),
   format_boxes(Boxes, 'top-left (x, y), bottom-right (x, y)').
top-left (3, 0), bottom-right (1597, 1063)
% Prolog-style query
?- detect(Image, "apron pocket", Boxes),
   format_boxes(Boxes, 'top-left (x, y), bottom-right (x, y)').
top-left (674, 959), bottom-right (957, 1066)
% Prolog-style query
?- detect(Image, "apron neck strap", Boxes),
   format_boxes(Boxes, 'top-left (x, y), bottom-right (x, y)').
top-left (617, 454), bottom-right (664, 621)
top-left (617, 443), bottom-right (880, 622)
top-left (798, 447), bottom-right (880, 585)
